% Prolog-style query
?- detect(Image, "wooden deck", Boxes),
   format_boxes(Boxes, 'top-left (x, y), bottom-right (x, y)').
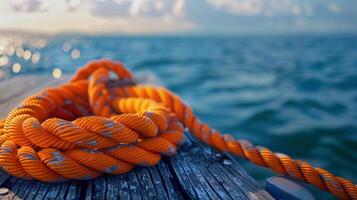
top-left (0, 75), bottom-right (273, 200)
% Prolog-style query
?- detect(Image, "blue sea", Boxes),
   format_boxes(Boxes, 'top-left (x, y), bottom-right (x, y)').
top-left (1, 33), bottom-right (357, 198)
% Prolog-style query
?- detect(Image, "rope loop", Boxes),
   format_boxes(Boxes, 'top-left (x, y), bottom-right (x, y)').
top-left (0, 59), bottom-right (356, 199)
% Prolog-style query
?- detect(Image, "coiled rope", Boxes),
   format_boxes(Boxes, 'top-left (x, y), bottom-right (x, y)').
top-left (0, 59), bottom-right (356, 199)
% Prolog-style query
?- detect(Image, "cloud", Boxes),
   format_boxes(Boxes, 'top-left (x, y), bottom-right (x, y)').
top-left (89, 0), bottom-right (131, 17)
top-left (8, 0), bottom-right (188, 18)
top-left (206, 0), bottom-right (263, 16)
top-left (66, 0), bottom-right (82, 11)
top-left (89, 0), bottom-right (186, 18)
top-left (291, 4), bottom-right (301, 16)
top-left (172, 0), bottom-right (185, 17)
top-left (0, 0), bottom-right (193, 34)
top-left (0, 0), bottom-right (355, 34)
top-left (205, 0), bottom-right (314, 17)
top-left (326, 3), bottom-right (341, 13)
top-left (11, 0), bottom-right (47, 12)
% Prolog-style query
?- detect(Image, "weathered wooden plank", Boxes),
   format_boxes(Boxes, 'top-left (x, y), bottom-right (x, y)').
top-left (0, 170), bottom-right (11, 186)
top-left (43, 183), bottom-right (61, 200)
top-left (196, 163), bottom-right (232, 200)
top-left (4, 177), bottom-right (23, 199)
top-left (177, 152), bottom-right (214, 199)
top-left (116, 175), bottom-right (131, 200)
top-left (0, 75), bottom-right (273, 200)
top-left (155, 162), bottom-right (182, 200)
top-left (91, 176), bottom-right (107, 200)
top-left (206, 164), bottom-right (244, 199)
top-left (184, 154), bottom-right (221, 199)
top-left (0, 75), bottom-right (67, 116)
top-left (136, 168), bottom-right (158, 199)
top-left (184, 132), bottom-right (273, 200)
top-left (33, 182), bottom-right (51, 199)
top-left (169, 153), bottom-right (197, 199)
top-left (12, 179), bottom-right (25, 200)
top-left (84, 181), bottom-right (94, 200)
top-left (0, 76), bottom-right (47, 103)
top-left (14, 179), bottom-right (33, 199)
top-left (147, 166), bottom-right (170, 200)
top-left (23, 181), bottom-right (41, 200)
top-left (65, 182), bottom-right (81, 200)
top-left (127, 171), bottom-right (144, 200)
top-left (169, 136), bottom-right (274, 200)
top-left (105, 176), bottom-right (120, 200)
top-left (57, 182), bottom-right (71, 200)
top-left (223, 164), bottom-right (273, 199)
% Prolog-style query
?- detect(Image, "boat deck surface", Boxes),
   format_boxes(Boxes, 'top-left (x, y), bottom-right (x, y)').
top-left (0, 75), bottom-right (273, 200)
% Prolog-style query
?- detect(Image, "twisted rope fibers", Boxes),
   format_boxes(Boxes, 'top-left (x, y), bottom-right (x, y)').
top-left (0, 59), bottom-right (356, 199)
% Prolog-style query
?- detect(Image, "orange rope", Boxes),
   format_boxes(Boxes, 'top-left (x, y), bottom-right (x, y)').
top-left (0, 59), bottom-right (356, 199)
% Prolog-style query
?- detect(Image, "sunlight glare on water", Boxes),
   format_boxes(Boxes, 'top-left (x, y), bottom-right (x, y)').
top-left (16, 47), bottom-right (24, 58)
top-left (31, 51), bottom-right (41, 64)
top-left (71, 49), bottom-right (81, 59)
top-left (0, 56), bottom-right (9, 67)
top-left (12, 63), bottom-right (21, 74)
top-left (62, 42), bottom-right (71, 52)
top-left (23, 50), bottom-right (32, 60)
top-left (52, 68), bottom-right (62, 79)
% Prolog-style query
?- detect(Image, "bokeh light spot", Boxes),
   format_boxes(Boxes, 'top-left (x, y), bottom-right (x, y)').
top-left (62, 42), bottom-right (71, 52)
top-left (12, 63), bottom-right (22, 73)
top-left (16, 47), bottom-right (24, 58)
top-left (52, 68), bottom-right (62, 79)
top-left (31, 51), bottom-right (41, 64)
top-left (0, 56), bottom-right (9, 67)
top-left (23, 50), bottom-right (32, 60)
top-left (6, 46), bottom-right (15, 56)
top-left (71, 49), bottom-right (81, 59)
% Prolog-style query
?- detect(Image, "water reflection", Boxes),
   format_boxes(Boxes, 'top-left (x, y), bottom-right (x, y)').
top-left (0, 56), bottom-right (9, 67)
top-left (23, 50), bottom-right (32, 60)
top-left (16, 47), bottom-right (24, 58)
top-left (71, 49), bottom-right (81, 59)
top-left (0, 34), bottom-right (51, 79)
top-left (12, 63), bottom-right (21, 73)
top-left (6, 46), bottom-right (15, 56)
top-left (52, 68), bottom-right (62, 78)
top-left (62, 42), bottom-right (71, 52)
top-left (31, 51), bottom-right (41, 64)
top-left (29, 39), bottom-right (48, 49)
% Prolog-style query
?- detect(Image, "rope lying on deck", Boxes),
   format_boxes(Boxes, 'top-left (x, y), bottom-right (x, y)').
top-left (0, 60), bottom-right (356, 199)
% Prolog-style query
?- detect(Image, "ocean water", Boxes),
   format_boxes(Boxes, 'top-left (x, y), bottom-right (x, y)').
top-left (1, 33), bottom-right (357, 198)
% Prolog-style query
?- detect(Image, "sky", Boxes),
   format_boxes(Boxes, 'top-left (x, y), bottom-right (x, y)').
top-left (0, 0), bottom-right (356, 34)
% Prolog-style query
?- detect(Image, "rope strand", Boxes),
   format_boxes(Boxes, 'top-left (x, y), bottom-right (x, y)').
top-left (0, 59), bottom-right (355, 199)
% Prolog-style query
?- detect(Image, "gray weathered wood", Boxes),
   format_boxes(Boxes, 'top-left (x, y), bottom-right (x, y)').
top-left (0, 75), bottom-right (273, 200)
